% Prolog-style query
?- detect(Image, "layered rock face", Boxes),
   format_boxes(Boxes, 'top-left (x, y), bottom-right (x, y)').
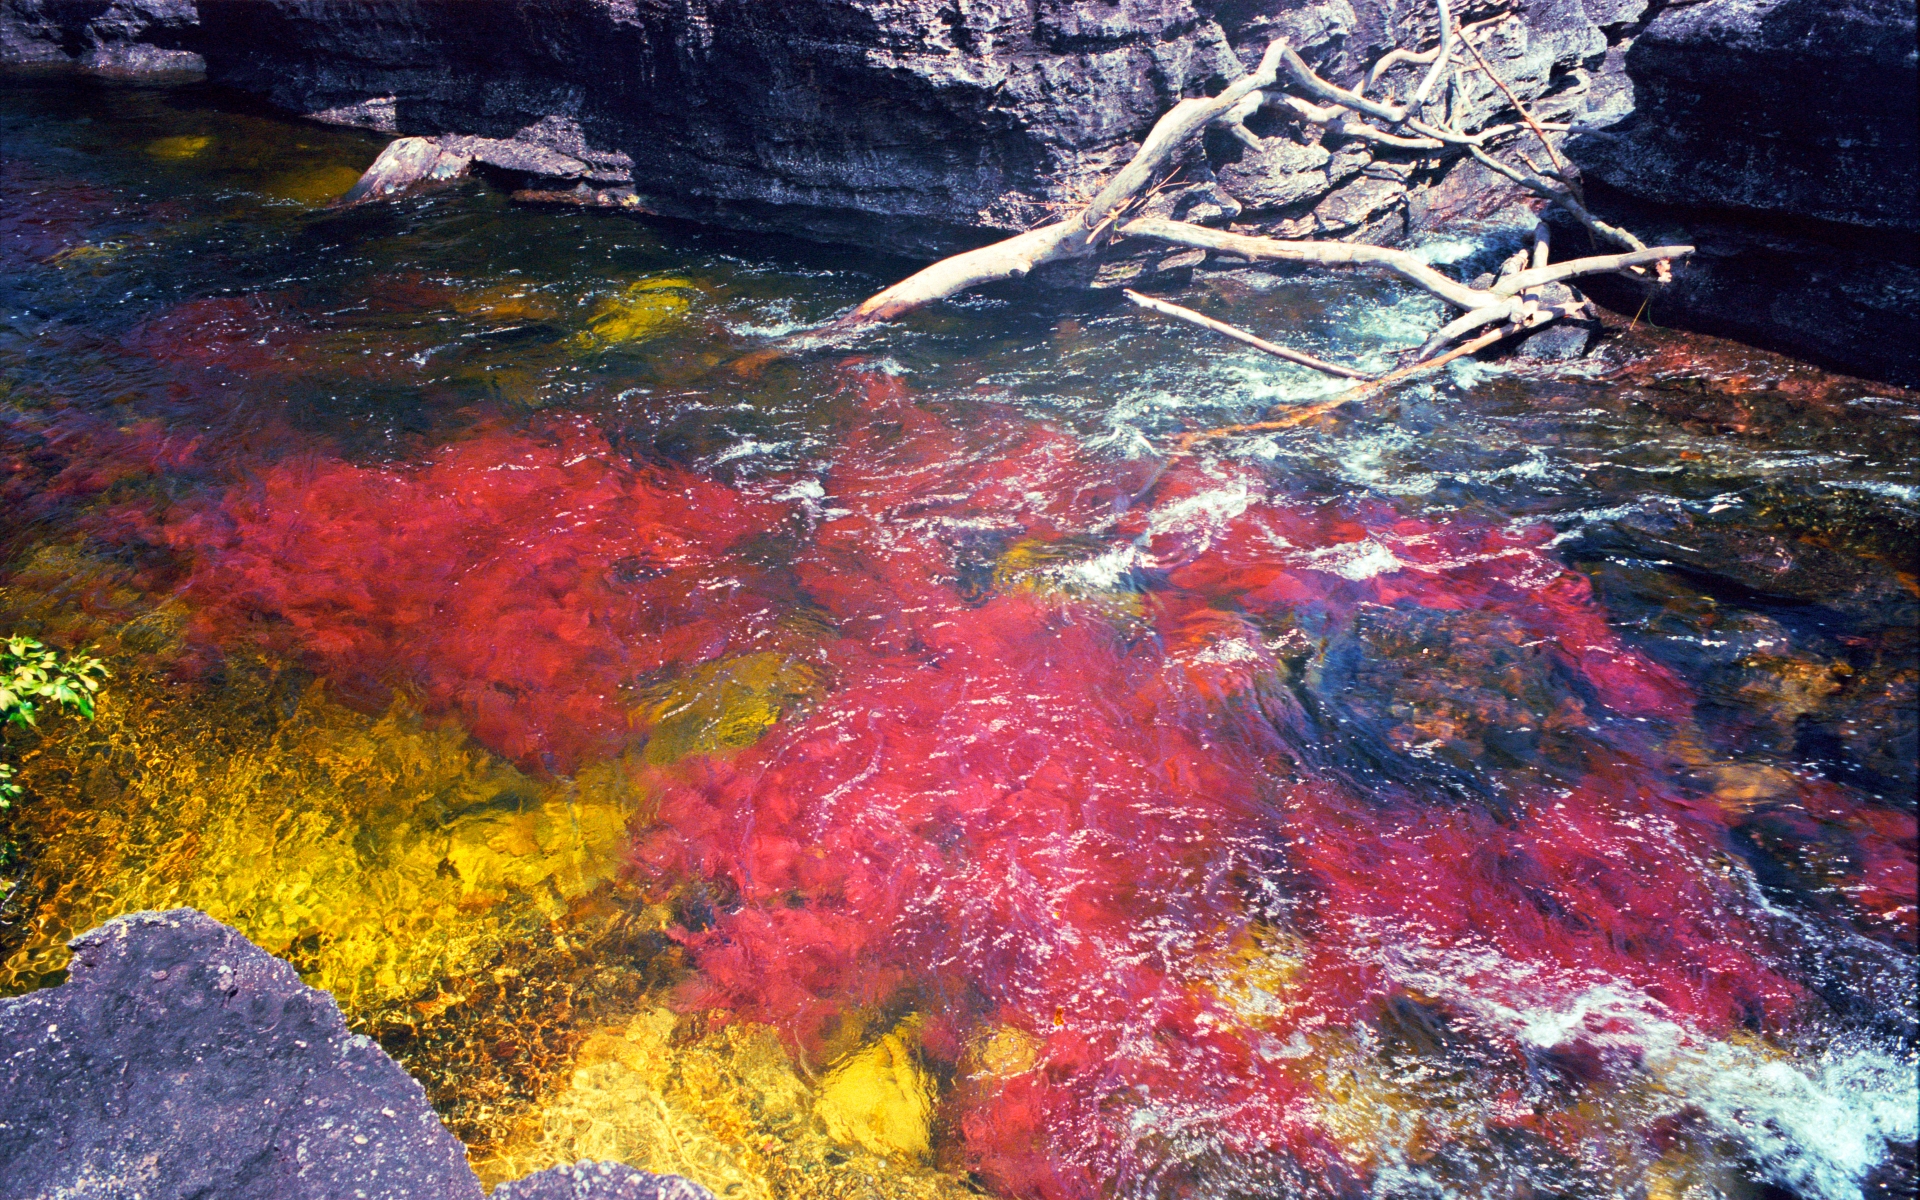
top-left (2, 0), bottom-right (1639, 254)
top-left (0, 909), bottom-right (710, 1200)
top-left (1565, 0), bottom-right (1920, 384)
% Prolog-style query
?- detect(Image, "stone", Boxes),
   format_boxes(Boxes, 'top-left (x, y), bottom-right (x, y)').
top-left (0, 908), bottom-right (482, 1200)
top-left (493, 1161), bottom-right (715, 1200)
top-left (1571, 0), bottom-right (1918, 232)
top-left (339, 136), bottom-right (473, 205)
top-left (0, 909), bottom-right (714, 1200)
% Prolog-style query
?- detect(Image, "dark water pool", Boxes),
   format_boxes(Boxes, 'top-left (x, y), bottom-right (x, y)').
top-left (2, 68), bottom-right (1915, 1200)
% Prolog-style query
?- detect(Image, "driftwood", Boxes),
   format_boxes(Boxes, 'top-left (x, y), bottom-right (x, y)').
top-left (1124, 289), bottom-right (1369, 379)
top-left (1171, 324), bottom-right (1513, 451)
top-left (829, 2), bottom-right (1689, 445)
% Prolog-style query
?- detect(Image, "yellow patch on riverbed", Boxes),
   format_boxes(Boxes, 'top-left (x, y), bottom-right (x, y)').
top-left (146, 134), bottom-right (212, 160)
top-left (0, 664), bottom-right (645, 1009)
top-left (814, 1015), bottom-right (936, 1159)
top-left (576, 277), bottom-right (699, 347)
top-left (474, 1008), bottom-right (969, 1198)
top-left (632, 651), bottom-right (821, 765)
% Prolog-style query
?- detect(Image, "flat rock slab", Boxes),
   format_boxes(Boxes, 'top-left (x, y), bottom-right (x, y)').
top-left (0, 909), bottom-right (711, 1200)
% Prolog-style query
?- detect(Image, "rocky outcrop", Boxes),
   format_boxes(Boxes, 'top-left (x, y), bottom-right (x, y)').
top-left (0, 909), bottom-right (712, 1200)
top-left (0, 0), bottom-right (201, 71)
top-left (1571, 0), bottom-right (1918, 232)
top-left (1565, 0), bottom-right (1920, 385)
top-left (1, 0), bottom-right (1641, 256)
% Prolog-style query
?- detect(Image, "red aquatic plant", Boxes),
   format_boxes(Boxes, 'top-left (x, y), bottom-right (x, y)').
top-left (165, 420), bottom-right (791, 770)
top-left (626, 366), bottom-right (1846, 1198)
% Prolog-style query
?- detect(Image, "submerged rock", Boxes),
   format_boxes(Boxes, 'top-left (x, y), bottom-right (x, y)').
top-left (0, 909), bottom-right (713, 1200)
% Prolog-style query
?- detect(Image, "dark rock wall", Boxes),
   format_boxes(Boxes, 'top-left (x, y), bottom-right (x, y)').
top-left (1565, 0), bottom-right (1920, 385)
top-left (1571, 0), bottom-right (1919, 233)
top-left (1, 0), bottom-right (1646, 254)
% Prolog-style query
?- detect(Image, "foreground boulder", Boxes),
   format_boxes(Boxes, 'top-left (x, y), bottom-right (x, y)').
top-left (0, 909), bottom-right (711, 1200)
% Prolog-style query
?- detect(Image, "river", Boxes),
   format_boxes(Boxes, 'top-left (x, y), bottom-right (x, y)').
top-left (2, 68), bottom-right (1914, 1200)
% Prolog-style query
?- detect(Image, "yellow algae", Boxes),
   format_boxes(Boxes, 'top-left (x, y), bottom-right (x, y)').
top-left (0, 661), bottom-right (645, 1008)
top-left (44, 241), bottom-right (131, 266)
top-left (634, 652), bottom-right (821, 766)
top-left (814, 1016), bottom-right (935, 1160)
top-left (576, 278), bottom-right (700, 348)
top-left (476, 1008), bottom-right (974, 1200)
top-left (1195, 923), bottom-right (1308, 1024)
top-left (967, 1024), bottom-right (1040, 1080)
top-left (990, 537), bottom-right (1145, 620)
top-left (262, 163), bottom-right (367, 206)
top-left (146, 134), bottom-right (212, 160)
top-left (451, 283), bottom-right (565, 325)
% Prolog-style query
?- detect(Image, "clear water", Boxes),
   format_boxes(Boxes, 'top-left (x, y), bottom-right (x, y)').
top-left (2, 69), bottom-right (1914, 1200)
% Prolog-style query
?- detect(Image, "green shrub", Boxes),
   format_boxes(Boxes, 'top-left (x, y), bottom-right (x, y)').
top-left (1, 635), bottom-right (109, 809)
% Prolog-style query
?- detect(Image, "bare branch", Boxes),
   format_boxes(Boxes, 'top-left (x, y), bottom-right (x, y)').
top-left (1276, 45), bottom-right (1410, 126)
top-left (1491, 244), bottom-right (1693, 294)
top-left (1467, 145), bottom-right (1647, 252)
top-left (1411, 0), bottom-right (1456, 107)
top-left (1172, 323), bottom-right (1516, 451)
top-left (1078, 41), bottom-right (1290, 234)
top-left (1125, 289), bottom-right (1372, 379)
top-left (1276, 96), bottom-right (1447, 150)
top-left (1119, 217), bottom-right (1493, 310)
top-left (1456, 22), bottom-right (1569, 178)
top-left (836, 41), bottom-right (1290, 328)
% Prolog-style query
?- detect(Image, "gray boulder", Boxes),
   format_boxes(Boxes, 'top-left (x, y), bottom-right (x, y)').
top-left (0, 909), bottom-right (711, 1200)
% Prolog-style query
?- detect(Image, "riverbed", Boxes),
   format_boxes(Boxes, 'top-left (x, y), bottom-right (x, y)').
top-left (2, 68), bottom-right (1914, 1200)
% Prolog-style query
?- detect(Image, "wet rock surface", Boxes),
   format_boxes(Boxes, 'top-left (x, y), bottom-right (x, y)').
top-left (495, 1161), bottom-right (716, 1200)
top-left (0, 909), bottom-right (712, 1200)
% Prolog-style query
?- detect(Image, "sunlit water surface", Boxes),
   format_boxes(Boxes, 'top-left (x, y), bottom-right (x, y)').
top-left (2, 70), bottom-right (1915, 1200)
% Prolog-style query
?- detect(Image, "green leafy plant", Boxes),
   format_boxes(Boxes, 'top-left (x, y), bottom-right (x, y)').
top-left (1, 635), bottom-right (109, 809)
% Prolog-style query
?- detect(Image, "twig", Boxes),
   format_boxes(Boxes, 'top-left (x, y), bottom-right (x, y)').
top-left (1411, 0), bottom-right (1456, 107)
top-left (1125, 289), bottom-right (1372, 379)
top-left (1456, 25), bottom-right (1568, 179)
top-left (1467, 145), bottom-right (1646, 252)
top-left (1171, 324), bottom-right (1513, 451)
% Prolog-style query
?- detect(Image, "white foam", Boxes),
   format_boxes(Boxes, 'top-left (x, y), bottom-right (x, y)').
top-left (1297, 538), bottom-right (1404, 581)
top-left (1507, 986), bottom-right (1917, 1200)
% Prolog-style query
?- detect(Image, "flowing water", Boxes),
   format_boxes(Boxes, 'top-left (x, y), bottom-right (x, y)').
top-left (2, 69), bottom-right (1915, 1200)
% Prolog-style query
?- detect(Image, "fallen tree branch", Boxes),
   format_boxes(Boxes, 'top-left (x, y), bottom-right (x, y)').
top-left (833, 41), bottom-right (1290, 329)
top-left (1119, 217), bottom-right (1494, 310)
top-left (1410, 0), bottom-right (1456, 107)
top-left (828, 0), bottom-right (1686, 403)
top-left (1490, 244), bottom-right (1692, 295)
top-left (1467, 145), bottom-right (1646, 253)
top-left (1455, 21), bottom-right (1569, 178)
top-left (1124, 289), bottom-right (1371, 379)
top-left (1172, 324), bottom-right (1517, 450)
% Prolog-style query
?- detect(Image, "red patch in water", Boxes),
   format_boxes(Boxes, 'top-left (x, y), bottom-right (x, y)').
top-left (165, 421), bottom-right (792, 770)
top-left (624, 366), bottom-right (1821, 1198)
